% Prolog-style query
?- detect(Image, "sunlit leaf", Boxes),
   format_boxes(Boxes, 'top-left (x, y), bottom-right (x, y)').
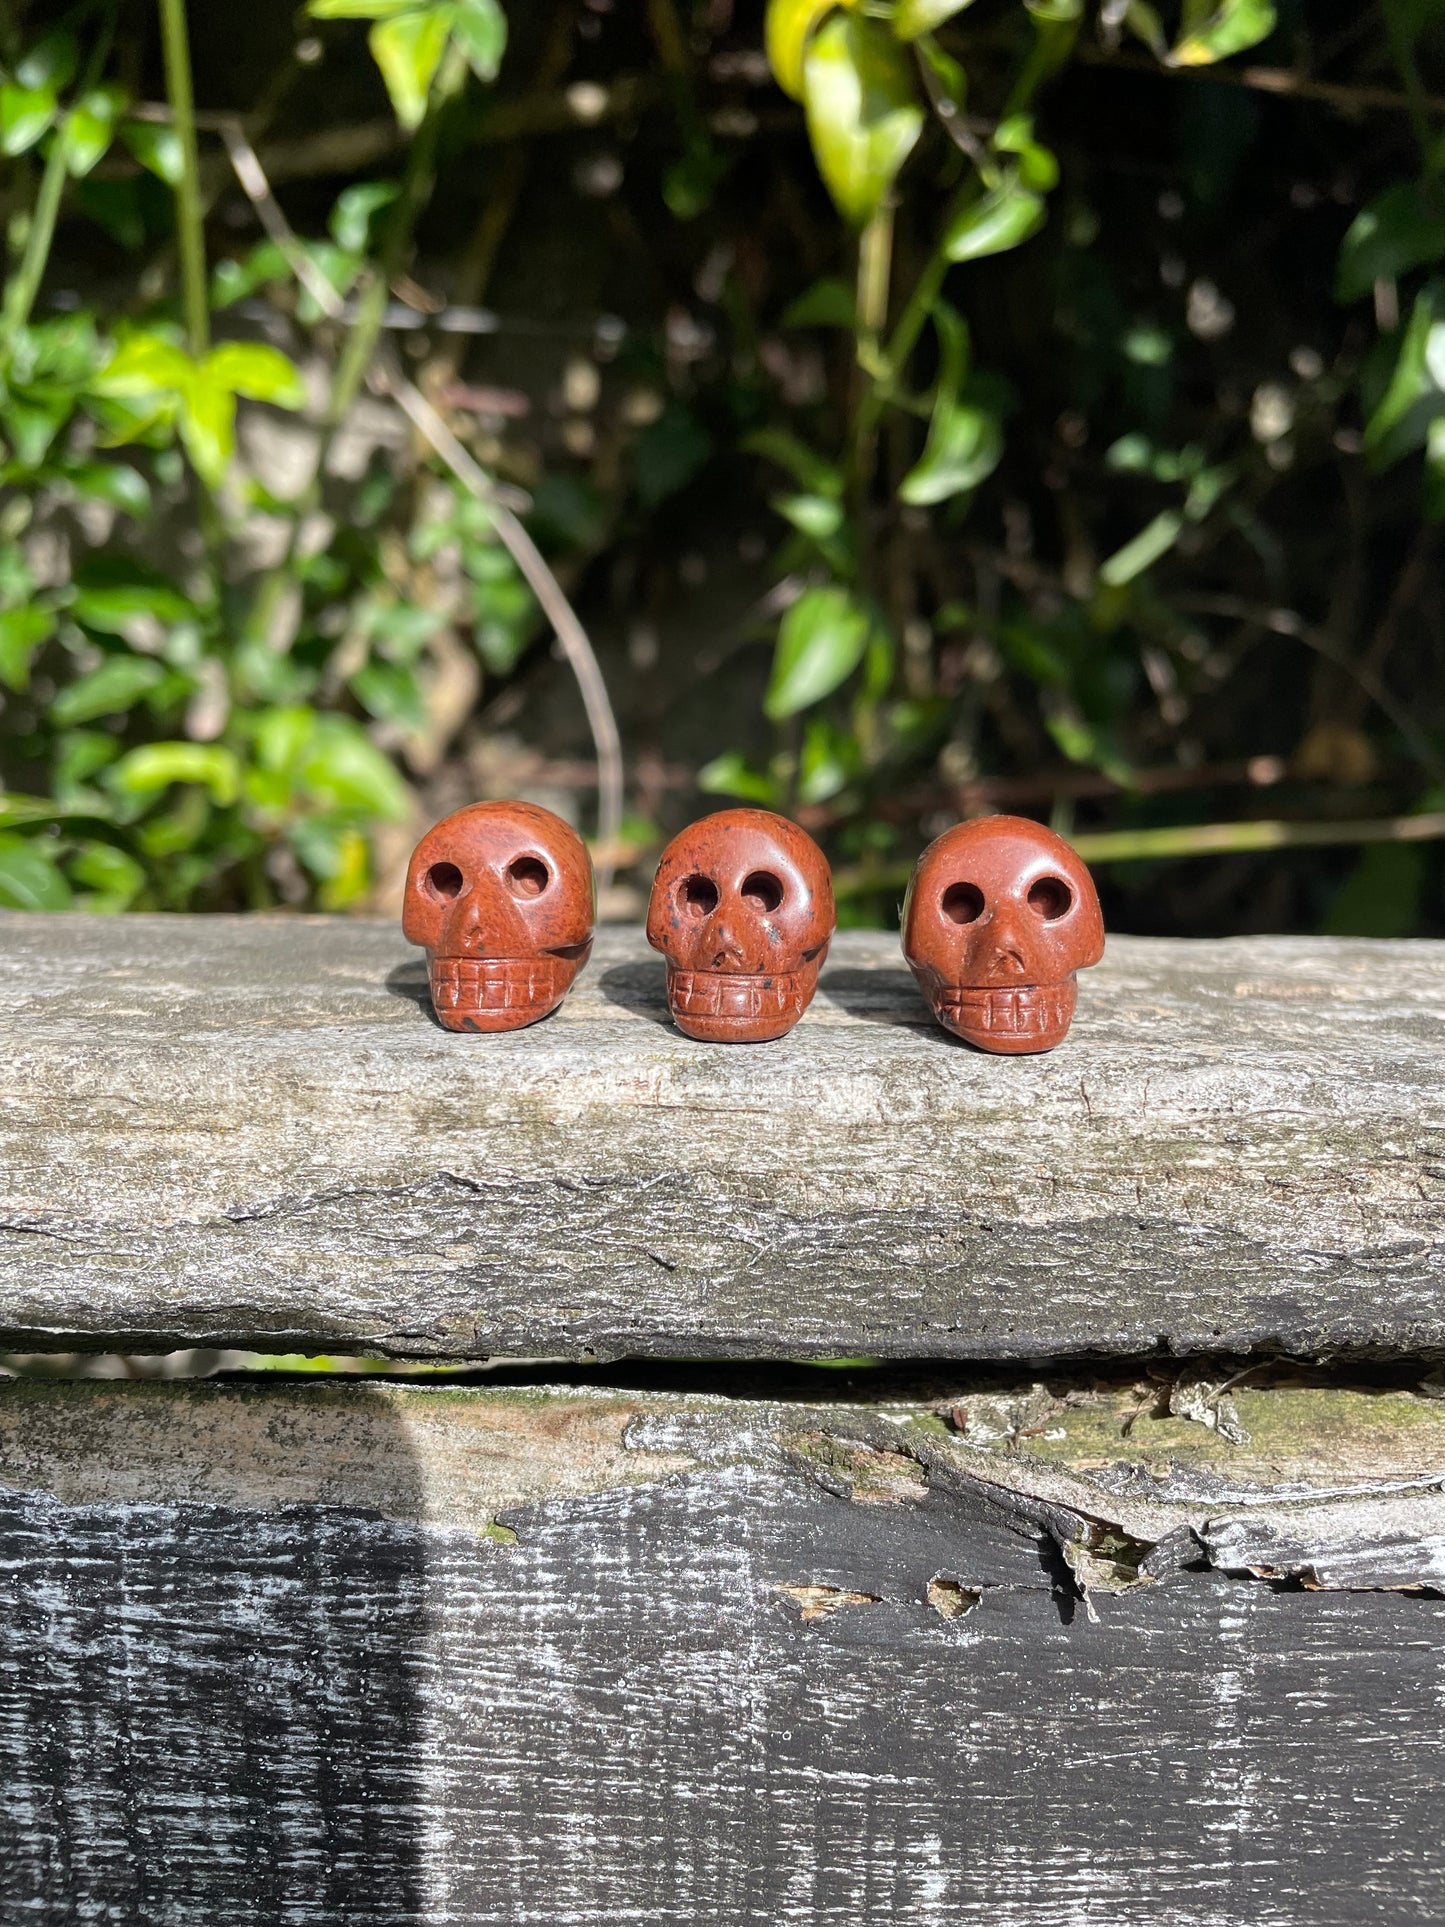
top-left (17, 30), bottom-right (79, 91)
top-left (50, 655), bottom-right (166, 725)
top-left (0, 82), bottom-right (56, 156)
top-left (697, 752), bottom-right (782, 805)
top-left (59, 460), bottom-right (151, 519)
top-left (72, 570), bottom-right (193, 634)
top-left (1336, 182), bottom-right (1445, 303)
top-left (901, 401), bottom-right (1002, 503)
top-left (1363, 282), bottom-right (1445, 466)
top-left (943, 174), bottom-right (1045, 262)
top-left (993, 113), bottom-right (1059, 193)
top-left (69, 840), bottom-right (146, 908)
top-left (369, 8), bottom-right (452, 130)
top-left (91, 330), bottom-right (193, 399)
top-left (766, 0), bottom-right (846, 100)
top-left (176, 374), bottom-right (236, 491)
top-left (773, 492), bottom-right (846, 538)
top-left (801, 15), bottom-right (923, 228)
top-left (0, 608), bottom-right (56, 692)
top-left (308, 0), bottom-right (416, 15)
top-left (120, 119), bottom-right (184, 184)
top-left (892, 0), bottom-right (976, 39)
top-left (109, 741), bottom-right (241, 805)
top-left (1099, 509), bottom-right (1184, 585)
top-left (0, 840), bottom-right (72, 911)
top-left (298, 714), bottom-right (411, 818)
top-left (765, 583), bottom-right (873, 718)
top-left (205, 342), bottom-right (307, 408)
top-left (64, 85), bottom-right (125, 178)
top-left (452, 0), bottom-right (507, 81)
top-left (1173, 0), bottom-right (1276, 65)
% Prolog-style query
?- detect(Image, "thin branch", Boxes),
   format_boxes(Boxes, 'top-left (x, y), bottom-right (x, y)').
top-left (219, 120), bottom-right (624, 889)
top-left (1072, 42), bottom-right (1445, 119)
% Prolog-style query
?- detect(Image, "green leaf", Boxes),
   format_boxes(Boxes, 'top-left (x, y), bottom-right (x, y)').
top-left (766, 0), bottom-right (845, 99)
top-left (1173, 0), bottom-right (1276, 65)
top-left (72, 569), bottom-right (193, 634)
top-left (1363, 283), bottom-right (1445, 466)
top-left (782, 277), bottom-right (857, 329)
top-left (109, 742), bottom-right (241, 805)
top-left (765, 584), bottom-right (873, 719)
top-left (0, 607), bottom-right (56, 691)
top-left (943, 174), bottom-right (1046, 262)
top-left (900, 401), bottom-right (1002, 504)
top-left (993, 113), bottom-right (1059, 193)
top-left (773, 492), bottom-right (846, 539)
top-left (17, 31), bottom-right (79, 91)
top-left (1122, 0), bottom-right (1168, 56)
top-left (1099, 509), bottom-right (1184, 585)
top-left (51, 654), bottom-right (166, 725)
top-left (801, 14), bottom-right (923, 227)
top-left (59, 460), bottom-right (151, 519)
top-left (69, 840), bottom-right (146, 908)
top-left (369, 8), bottom-right (453, 130)
top-left (64, 85), bottom-right (125, 178)
top-left (0, 841), bottom-right (72, 911)
top-left (308, 0), bottom-right (417, 14)
top-left (351, 659), bottom-right (427, 729)
top-left (329, 180), bottom-right (400, 250)
top-left (120, 119), bottom-right (184, 184)
top-left (205, 342), bottom-right (307, 407)
top-left (91, 330), bottom-right (194, 399)
top-left (892, 0), bottom-right (976, 38)
top-left (0, 82), bottom-right (55, 156)
top-left (1336, 182), bottom-right (1445, 304)
top-left (697, 752), bottom-right (782, 805)
top-left (298, 714), bottom-right (410, 818)
top-left (743, 428), bottom-right (844, 497)
top-left (452, 0), bottom-right (507, 80)
top-left (176, 374), bottom-right (237, 490)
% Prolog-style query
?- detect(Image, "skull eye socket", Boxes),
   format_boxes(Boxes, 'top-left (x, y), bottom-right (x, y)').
top-left (741, 870), bottom-right (784, 913)
top-left (681, 874), bottom-right (719, 919)
top-left (1027, 876), bottom-right (1072, 921)
top-left (426, 861), bottom-right (464, 902)
top-left (506, 856), bottom-right (550, 899)
top-left (941, 882), bottom-right (985, 925)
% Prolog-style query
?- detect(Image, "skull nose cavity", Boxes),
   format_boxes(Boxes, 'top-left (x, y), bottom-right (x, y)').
top-left (426, 861), bottom-right (463, 902)
top-left (680, 874), bottom-right (720, 919)
top-left (941, 881), bottom-right (985, 925)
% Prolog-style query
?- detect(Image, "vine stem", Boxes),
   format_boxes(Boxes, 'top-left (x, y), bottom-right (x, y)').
top-left (157, 0), bottom-right (208, 357)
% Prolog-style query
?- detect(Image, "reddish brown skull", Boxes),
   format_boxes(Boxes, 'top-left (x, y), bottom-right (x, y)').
top-left (402, 802), bottom-right (594, 1032)
top-left (646, 809), bottom-right (835, 1042)
top-left (902, 815), bottom-right (1104, 1054)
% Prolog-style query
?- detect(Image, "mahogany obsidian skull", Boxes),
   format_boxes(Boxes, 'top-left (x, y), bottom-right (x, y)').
top-left (402, 801), bottom-right (594, 1032)
top-left (646, 808), bottom-right (836, 1042)
top-left (902, 815), bottom-right (1104, 1054)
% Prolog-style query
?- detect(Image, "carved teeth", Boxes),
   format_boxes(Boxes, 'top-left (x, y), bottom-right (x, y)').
top-left (940, 983), bottom-right (1070, 1036)
top-left (430, 957), bottom-right (565, 1014)
top-left (668, 970), bottom-right (800, 1020)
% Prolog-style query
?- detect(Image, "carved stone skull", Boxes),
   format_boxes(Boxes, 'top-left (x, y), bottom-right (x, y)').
top-left (902, 815), bottom-right (1104, 1054)
top-left (646, 808), bottom-right (835, 1042)
top-left (403, 801), bottom-right (594, 1032)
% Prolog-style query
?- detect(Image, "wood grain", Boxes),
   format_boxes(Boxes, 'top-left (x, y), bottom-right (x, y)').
top-left (1, 914), bottom-right (1443, 1360)
top-left (4, 1377), bottom-right (1445, 1923)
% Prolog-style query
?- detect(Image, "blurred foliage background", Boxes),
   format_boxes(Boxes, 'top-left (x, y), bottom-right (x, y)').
top-left (2, 0), bottom-right (1445, 935)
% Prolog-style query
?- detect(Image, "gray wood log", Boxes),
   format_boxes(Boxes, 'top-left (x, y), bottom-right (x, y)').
top-left (4, 1375), bottom-right (1445, 1924)
top-left (2, 913), bottom-right (1443, 1360)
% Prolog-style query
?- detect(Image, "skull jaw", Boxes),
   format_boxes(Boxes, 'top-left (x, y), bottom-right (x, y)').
top-left (664, 965), bottom-right (816, 1043)
top-left (428, 954), bottom-right (583, 1034)
top-left (929, 978), bottom-right (1078, 1055)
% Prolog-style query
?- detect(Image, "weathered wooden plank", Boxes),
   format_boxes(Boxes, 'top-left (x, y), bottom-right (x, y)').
top-left (3, 1376), bottom-right (1445, 1923)
top-left (1, 914), bottom-right (1443, 1359)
